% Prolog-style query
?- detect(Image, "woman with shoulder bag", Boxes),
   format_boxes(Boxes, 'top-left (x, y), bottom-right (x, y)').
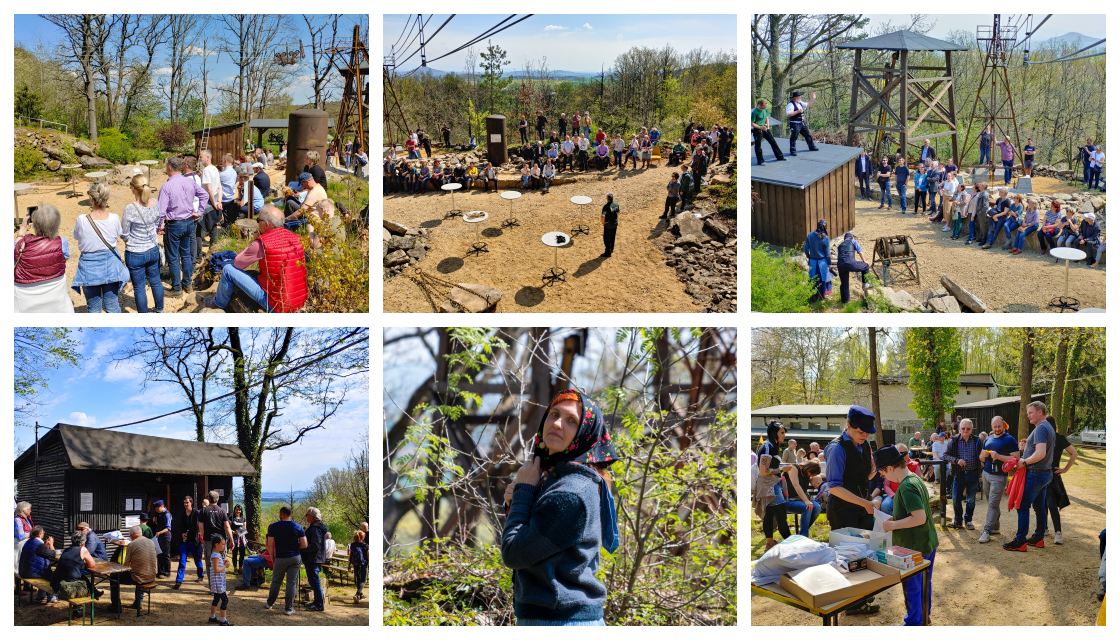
top-left (71, 182), bottom-right (129, 313)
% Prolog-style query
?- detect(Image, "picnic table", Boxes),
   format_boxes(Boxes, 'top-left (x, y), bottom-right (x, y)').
top-left (752, 559), bottom-right (932, 625)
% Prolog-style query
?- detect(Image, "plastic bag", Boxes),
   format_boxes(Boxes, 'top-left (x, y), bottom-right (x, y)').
top-left (751, 535), bottom-right (838, 586)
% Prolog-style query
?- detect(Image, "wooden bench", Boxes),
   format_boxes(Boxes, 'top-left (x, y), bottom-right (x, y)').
top-left (67, 596), bottom-right (95, 626)
top-left (135, 581), bottom-right (157, 618)
top-left (323, 553), bottom-right (354, 585)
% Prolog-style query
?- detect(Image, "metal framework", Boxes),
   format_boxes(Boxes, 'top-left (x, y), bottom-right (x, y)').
top-left (330, 25), bottom-right (368, 153)
top-left (959, 15), bottom-right (1027, 171)
top-left (841, 31), bottom-right (964, 163)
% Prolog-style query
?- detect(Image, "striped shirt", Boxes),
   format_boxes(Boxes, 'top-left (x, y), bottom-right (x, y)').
top-left (209, 552), bottom-right (226, 593)
top-left (943, 434), bottom-right (982, 471)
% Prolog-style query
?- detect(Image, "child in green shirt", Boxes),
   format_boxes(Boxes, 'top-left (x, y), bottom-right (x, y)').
top-left (875, 445), bottom-right (938, 626)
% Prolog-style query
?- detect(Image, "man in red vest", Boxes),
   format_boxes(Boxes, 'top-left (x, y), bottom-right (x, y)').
top-left (207, 206), bottom-right (309, 312)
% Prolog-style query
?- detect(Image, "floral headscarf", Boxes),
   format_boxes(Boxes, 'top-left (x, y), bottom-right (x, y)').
top-left (531, 388), bottom-right (620, 552)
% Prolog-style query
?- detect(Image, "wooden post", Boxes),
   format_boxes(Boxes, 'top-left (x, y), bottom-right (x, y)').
top-left (899, 50), bottom-right (909, 157)
top-left (847, 50), bottom-right (862, 146)
top-left (945, 51), bottom-right (960, 165)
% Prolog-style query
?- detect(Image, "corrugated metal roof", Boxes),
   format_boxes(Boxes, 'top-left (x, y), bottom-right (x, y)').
top-left (954, 394), bottom-right (1046, 410)
top-left (191, 121), bottom-right (246, 135)
top-left (751, 404), bottom-right (850, 417)
top-left (15, 424), bottom-right (257, 476)
top-left (837, 30), bottom-right (968, 52)
top-left (750, 140), bottom-right (862, 189)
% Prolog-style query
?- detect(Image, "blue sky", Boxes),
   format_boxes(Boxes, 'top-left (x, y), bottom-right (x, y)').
top-left (16, 328), bottom-right (369, 493)
top-left (16, 14), bottom-right (367, 107)
top-left (384, 14), bottom-right (737, 74)
top-left (864, 14), bottom-right (1105, 42)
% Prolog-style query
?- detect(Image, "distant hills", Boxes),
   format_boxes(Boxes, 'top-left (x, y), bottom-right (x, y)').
top-left (403, 67), bottom-right (600, 81)
top-left (261, 490), bottom-right (309, 503)
top-left (1032, 32), bottom-right (1105, 53)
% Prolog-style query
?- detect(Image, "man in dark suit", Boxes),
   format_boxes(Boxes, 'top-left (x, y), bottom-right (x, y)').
top-left (855, 150), bottom-right (872, 200)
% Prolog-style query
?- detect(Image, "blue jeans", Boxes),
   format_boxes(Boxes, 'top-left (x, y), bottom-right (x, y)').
top-left (306, 562), bottom-right (324, 607)
top-left (176, 540), bottom-right (203, 584)
top-left (927, 188), bottom-right (938, 212)
top-left (783, 500), bottom-right (822, 537)
top-left (985, 219), bottom-right (1006, 246)
top-left (1014, 224), bottom-right (1039, 250)
top-left (1003, 159), bottom-right (1013, 184)
top-left (896, 183), bottom-right (908, 210)
top-left (164, 218), bottom-right (196, 290)
top-left (902, 549), bottom-right (936, 626)
top-left (979, 145), bottom-right (990, 166)
top-left (518, 618), bottom-right (605, 626)
top-left (1014, 469), bottom-right (1053, 542)
top-left (82, 284), bottom-right (121, 313)
top-left (241, 555), bottom-right (266, 587)
top-left (879, 181), bottom-right (892, 207)
top-left (1002, 219), bottom-right (1021, 246)
top-left (214, 263), bottom-right (272, 312)
top-left (125, 247), bottom-right (163, 313)
top-left (953, 468), bottom-right (979, 524)
top-left (967, 219), bottom-right (977, 242)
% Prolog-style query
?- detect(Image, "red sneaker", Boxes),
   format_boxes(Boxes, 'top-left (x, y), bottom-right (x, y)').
top-left (1026, 535), bottom-right (1046, 548)
top-left (1003, 540), bottom-right (1028, 552)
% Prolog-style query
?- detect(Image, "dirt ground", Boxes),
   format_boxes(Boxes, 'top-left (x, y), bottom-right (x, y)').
top-left (849, 176), bottom-right (1105, 312)
top-left (15, 560), bottom-right (369, 626)
top-left (751, 447), bottom-right (1106, 626)
top-left (382, 161), bottom-right (715, 312)
top-left (17, 164), bottom-right (307, 313)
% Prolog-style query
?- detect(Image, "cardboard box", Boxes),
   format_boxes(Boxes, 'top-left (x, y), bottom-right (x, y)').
top-left (780, 559), bottom-right (901, 609)
top-left (829, 527), bottom-right (891, 551)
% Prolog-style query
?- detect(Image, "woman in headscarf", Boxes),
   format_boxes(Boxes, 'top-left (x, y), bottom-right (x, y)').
top-left (804, 219), bottom-right (832, 301)
top-left (502, 389), bottom-right (619, 626)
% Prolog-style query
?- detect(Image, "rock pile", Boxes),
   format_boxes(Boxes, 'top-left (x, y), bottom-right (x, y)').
top-left (662, 205), bottom-right (737, 313)
top-left (383, 219), bottom-right (433, 276)
top-left (16, 128), bottom-right (114, 170)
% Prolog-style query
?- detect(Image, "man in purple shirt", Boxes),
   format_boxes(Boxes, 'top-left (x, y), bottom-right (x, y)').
top-left (158, 156), bottom-right (210, 296)
top-left (998, 136), bottom-right (1016, 185)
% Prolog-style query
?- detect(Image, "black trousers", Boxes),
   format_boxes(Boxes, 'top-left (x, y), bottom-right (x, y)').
top-left (753, 128), bottom-right (783, 164)
top-left (762, 503), bottom-right (791, 539)
top-left (789, 121), bottom-right (817, 153)
top-left (857, 174), bottom-right (871, 199)
top-left (157, 536), bottom-right (170, 576)
top-left (603, 224), bottom-right (617, 256)
top-left (664, 196), bottom-right (679, 217)
top-left (110, 573), bottom-right (141, 610)
top-left (838, 261), bottom-right (869, 303)
top-left (519, 129), bottom-right (528, 145)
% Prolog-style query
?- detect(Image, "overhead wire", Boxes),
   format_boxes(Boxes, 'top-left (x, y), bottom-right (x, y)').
top-left (391, 14), bottom-right (416, 56)
top-left (1027, 38), bottom-right (1106, 65)
top-left (393, 14), bottom-right (455, 70)
top-left (396, 14), bottom-right (534, 78)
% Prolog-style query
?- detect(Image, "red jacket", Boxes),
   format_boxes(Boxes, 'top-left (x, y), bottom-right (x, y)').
top-left (257, 227), bottom-right (308, 313)
top-left (1004, 459), bottom-right (1026, 511)
top-left (15, 235), bottom-right (66, 284)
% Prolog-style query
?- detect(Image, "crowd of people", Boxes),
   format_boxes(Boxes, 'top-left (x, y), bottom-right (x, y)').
top-left (15, 493), bottom-right (370, 622)
top-left (384, 115), bottom-right (733, 195)
top-left (12, 150), bottom-right (345, 313)
top-left (753, 400), bottom-right (1081, 625)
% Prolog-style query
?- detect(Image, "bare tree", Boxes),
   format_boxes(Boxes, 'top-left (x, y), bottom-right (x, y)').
top-left (120, 16), bottom-right (169, 129)
top-left (44, 14), bottom-right (109, 143)
top-left (304, 14), bottom-right (342, 109)
top-left (162, 15), bottom-right (200, 124)
top-left (218, 15), bottom-right (287, 121)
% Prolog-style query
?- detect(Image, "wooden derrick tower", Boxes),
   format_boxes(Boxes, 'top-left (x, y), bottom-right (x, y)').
top-left (959, 15), bottom-right (1026, 171)
top-left (332, 24), bottom-right (368, 152)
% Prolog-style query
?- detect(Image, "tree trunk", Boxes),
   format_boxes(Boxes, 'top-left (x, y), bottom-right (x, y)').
top-left (1051, 329), bottom-right (1070, 433)
top-left (868, 328), bottom-right (882, 432)
top-left (83, 20), bottom-right (98, 144)
top-left (242, 472), bottom-right (263, 544)
top-left (1017, 329), bottom-right (1035, 440)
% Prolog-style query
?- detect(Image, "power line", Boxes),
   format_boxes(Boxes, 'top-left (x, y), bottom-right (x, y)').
top-left (1015, 13), bottom-right (1052, 49)
top-left (397, 14), bottom-right (533, 77)
top-left (1029, 50), bottom-right (1106, 65)
top-left (1028, 38), bottom-right (1106, 65)
top-left (86, 335), bottom-right (368, 432)
top-left (391, 14), bottom-right (416, 55)
top-left (397, 13), bottom-right (428, 60)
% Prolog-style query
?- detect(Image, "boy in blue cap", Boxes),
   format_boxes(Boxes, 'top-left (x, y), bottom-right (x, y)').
top-left (876, 445), bottom-right (938, 625)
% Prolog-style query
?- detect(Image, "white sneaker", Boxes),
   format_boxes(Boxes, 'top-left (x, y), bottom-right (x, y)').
top-left (978, 530), bottom-right (991, 543)
top-left (1055, 531), bottom-right (1064, 545)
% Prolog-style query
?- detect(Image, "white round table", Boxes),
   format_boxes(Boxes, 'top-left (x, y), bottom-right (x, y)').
top-left (1049, 246), bottom-right (1087, 312)
top-left (570, 195), bottom-right (592, 236)
top-left (441, 182), bottom-right (463, 218)
top-left (139, 159), bottom-right (160, 184)
top-left (541, 231), bottom-right (571, 284)
top-left (464, 210), bottom-right (490, 257)
top-left (84, 171), bottom-right (109, 184)
top-left (500, 190), bottom-right (522, 229)
top-left (14, 183), bottom-right (32, 229)
top-left (60, 164), bottom-right (83, 197)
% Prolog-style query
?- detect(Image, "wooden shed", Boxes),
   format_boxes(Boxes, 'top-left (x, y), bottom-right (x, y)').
top-left (954, 394), bottom-right (1048, 437)
top-left (14, 424), bottom-right (257, 549)
top-left (192, 121), bottom-right (247, 161)
top-left (751, 140), bottom-right (862, 248)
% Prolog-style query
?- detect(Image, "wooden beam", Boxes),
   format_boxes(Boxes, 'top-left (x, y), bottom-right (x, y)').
top-left (847, 49), bottom-right (862, 145)
top-left (850, 73), bottom-right (903, 128)
top-left (907, 80), bottom-right (955, 126)
top-left (909, 80), bottom-right (954, 132)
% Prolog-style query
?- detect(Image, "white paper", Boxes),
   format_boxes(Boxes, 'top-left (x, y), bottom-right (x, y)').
top-left (872, 509), bottom-right (891, 532)
top-left (489, 134), bottom-right (501, 143)
top-left (124, 515), bottom-right (140, 528)
top-left (79, 493), bottom-right (93, 511)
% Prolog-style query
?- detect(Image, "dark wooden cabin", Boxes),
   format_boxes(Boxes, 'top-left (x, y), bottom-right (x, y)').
top-left (751, 140), bottom-right (862, 248)
top-left (192, 121), bottom-right (247, 162)
top-left (14, 424), bottom-right (257, 549)
top-left (954, 394), bottom-right (1048, 436)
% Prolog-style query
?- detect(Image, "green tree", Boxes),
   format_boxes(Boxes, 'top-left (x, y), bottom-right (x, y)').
top-left (464, 98), bottom-right (488, 146)
top-left (478, 39), bottom-right (511, 113)
top-left (15, 84), bottom-right (42, 121)
top-left (905, 328), bottom-right (963, 429)
top-left (15, 328), bottom-right (79, 424)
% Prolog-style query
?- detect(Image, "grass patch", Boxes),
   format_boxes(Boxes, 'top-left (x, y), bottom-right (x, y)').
top-left (751, 244), bottom-right (816, 312)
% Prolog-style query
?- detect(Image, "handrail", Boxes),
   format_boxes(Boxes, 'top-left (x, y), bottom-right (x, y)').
top-left (15, 115), bottom-right (68, 133)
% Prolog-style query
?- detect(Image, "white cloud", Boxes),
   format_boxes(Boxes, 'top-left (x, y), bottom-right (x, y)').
top-left (185, 45), bottom-right (217, 57)
top-left (582, 22), bottom-right (593, 31)
top-left (68, 411), bottom-right (96, 426)
top-left (154, 67), bottom-right (173, 76)
top-left (104, 360), bottom-right (142, 383)
top-left (544, 25), bottom-right (566, 32)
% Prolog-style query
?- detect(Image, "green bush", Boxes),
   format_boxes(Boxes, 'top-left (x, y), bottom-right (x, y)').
top-left (751, 245), bottom-right (816, 312)
top-left (96, 127), bottom-right (136, 164)
top-left (14, 145), bottom-right (43, 180)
